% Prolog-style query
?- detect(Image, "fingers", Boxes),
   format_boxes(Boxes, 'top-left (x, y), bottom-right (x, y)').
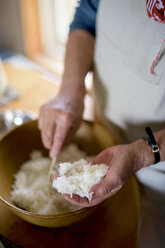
top-left (42, 118), bottom-right (56, 149)
top-left (63, 145), bottom-right (133, 208)
top-left (62, 174), bottom-right (122, 208)
top-left (38, 106), bottom-right (56, 149)
top-left (63, 194), bottom-right (90, 207)
top-left (39, 104), bottom-right (72, 157)
top-left (39, 95), bottom-right (83, 158)
top-left (63, 171), bottom-right (123, 208)
top-left (54, 173), bottom-right (59, 180)
top-left (90, 177), bottom-right (122, 203)
top-left (38, 106), bottom-right (44, 130)
top-left (50, 120), bottom-right (71, 158)
top-left (88, 164), bottom-right (124, 206)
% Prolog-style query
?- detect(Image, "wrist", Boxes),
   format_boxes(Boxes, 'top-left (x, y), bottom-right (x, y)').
top-left (132, 139), bottom-right (155, 172)
top-left (55, 79), bottom-right (85, 115)
top-left (62, 71), bottom-right (86, 85)
top-left (60, 76), bottom-right (86, 99)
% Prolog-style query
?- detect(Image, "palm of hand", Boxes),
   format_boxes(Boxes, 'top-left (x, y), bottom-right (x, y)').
top-left (64, 144), bottom-right (137, 207)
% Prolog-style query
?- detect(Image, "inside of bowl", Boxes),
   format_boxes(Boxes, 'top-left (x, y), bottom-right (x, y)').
top-left (0, 120), bottom-right (102, 206)
top-left (0, 121), bottom-right (45, 204)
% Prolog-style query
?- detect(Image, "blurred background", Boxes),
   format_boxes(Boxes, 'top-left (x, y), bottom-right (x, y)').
top-left (0, 0), bottom-right (77, 75)
top-left (0, 0), bottom-right (93, 135)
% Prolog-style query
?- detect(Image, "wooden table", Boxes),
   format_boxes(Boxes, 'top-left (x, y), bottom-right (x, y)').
top-left (0, 63), bottom-right (140, 248)
top-left (1, 63), bottom-right (60, 114)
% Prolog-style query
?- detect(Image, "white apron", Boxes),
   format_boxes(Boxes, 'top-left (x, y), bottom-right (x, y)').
top-left (93, 0), bottom-right (165, 247)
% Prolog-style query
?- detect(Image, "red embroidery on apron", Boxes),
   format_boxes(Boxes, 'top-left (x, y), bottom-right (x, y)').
top-left (146, 0), bottom-right (165, 23)
top-left (146, 1), bottom-right (165, 75)
top-left (150, 39), bottom-right (165, 75)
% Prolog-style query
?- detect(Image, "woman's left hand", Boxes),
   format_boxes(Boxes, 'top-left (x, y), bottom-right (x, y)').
top-left (63, 140), bottom-right (154, 207)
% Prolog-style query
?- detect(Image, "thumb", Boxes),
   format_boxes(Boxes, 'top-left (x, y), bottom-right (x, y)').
top-left (90, 172), bottom-right (122, 201)
top-left (90, 149), bottom-right (113, 166)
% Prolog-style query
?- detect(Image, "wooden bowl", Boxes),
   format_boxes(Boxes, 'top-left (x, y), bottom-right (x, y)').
top-left (0, 120), bottom-right (113, 228)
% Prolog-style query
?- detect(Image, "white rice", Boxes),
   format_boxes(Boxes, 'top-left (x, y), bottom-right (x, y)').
top-left (11, 144), bottom-right (87, 215)
top-left (11, 144), bottom-right (108, 215)
top-left (52, 159), bottom-right (109, 200)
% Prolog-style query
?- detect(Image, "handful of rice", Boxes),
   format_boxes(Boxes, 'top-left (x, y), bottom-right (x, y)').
top-left (52, 159), bottom-right (108, 200)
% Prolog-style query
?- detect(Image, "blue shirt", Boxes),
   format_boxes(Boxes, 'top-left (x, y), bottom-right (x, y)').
top-left (70, 0), bottom-right (99, 36)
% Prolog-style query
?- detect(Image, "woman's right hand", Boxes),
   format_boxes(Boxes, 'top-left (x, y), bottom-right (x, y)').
top-left (38, 89), bottom-right (85, 158)
top-left (38, 28), bottom-right (95, 158)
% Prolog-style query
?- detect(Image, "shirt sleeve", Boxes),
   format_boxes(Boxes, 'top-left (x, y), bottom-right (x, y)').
top-left (70, 0), bottom-right (99, 36)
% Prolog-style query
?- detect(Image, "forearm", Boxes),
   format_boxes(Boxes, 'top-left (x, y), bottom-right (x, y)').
top-left (39, 30), bottom-right (95, 157)
top-left (60, 29), bottom-right (95, 99)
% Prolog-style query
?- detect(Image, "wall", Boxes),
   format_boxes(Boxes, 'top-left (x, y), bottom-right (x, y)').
top-left (0, 0), bottom-right (24, 53)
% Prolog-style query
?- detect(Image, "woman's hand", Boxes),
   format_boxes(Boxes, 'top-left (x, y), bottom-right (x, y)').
top-left (38, 88), bottom-right (85, 158)
top-left (38, 29), bottom-right (94, 158)
top-left (63, 140), bottom-right (154, 207)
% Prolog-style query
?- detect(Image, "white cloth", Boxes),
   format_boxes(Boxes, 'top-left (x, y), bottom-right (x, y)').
top-left (94, 0), bottom-right (165, 247)
top-left (94, 0), bottom-right (165, 144)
